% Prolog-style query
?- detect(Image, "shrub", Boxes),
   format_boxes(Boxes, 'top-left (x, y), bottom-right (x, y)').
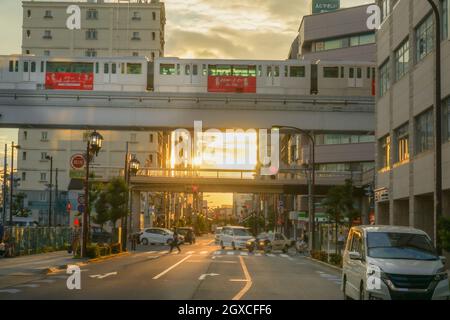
top-left (329, 253), bottom-right (342, 267)
top-left (110, 243), bottom-right (121, 254)
top-left (86, 244), bottom-right (100, 259)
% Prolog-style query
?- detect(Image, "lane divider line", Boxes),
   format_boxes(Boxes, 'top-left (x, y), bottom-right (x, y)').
top-left (152, 255), bottom-right (192, 280)
top-left (232, 256), bottom-right (253, 301)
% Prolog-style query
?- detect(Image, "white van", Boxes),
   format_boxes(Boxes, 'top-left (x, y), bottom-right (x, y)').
top-left (219, 226), bottom-right (254, 250)
top-left (342, 226), bottom-right (449, 300)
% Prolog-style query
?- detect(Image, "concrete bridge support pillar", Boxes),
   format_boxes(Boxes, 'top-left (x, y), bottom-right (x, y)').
top-left (131, 189), bottom-right (141, 234)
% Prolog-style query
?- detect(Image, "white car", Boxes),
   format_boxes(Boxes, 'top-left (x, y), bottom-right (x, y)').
top-left (214, 227), bottom-right (223, 244)
top-left (219, 226), bottom-right (254, 250)
top-left (140, 228), bottom-right (183, 245)
top-left (342, 225), bottom-right (449, 300)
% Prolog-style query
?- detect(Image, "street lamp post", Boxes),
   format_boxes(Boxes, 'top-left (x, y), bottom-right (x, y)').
top-left (45, 155), bottom-right (53, 227)
top-left (2, 144), bottom-right (7, 225)
top-left (9, 142), bottom-right (20, 226)
top-left (81, 131), bottom-right (103, 258)
top-left (426, 0), bottom-right (443, 252)
top-left (273, 125), bottom-right (316, 251)
top-left (123, 142), bottom-right (140, 251)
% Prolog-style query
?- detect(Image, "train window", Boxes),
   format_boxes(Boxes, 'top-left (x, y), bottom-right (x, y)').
top-left (193, 65), bottom-right (198, 76)
top-left (208, 65), bottom-right (232, 76)
top-left (357, 68), bottom-right (362, 79)
top-left (160, 64), bottom-right (175, 75)
top-left (24, 61), bottom-right (29, 73)
top-left (323, 67), bottom-right (339, 78)
top-left (31, 62), bottom-right (36, 73)
top-left (127, 63), bottom-right (142, 74)
top-left (274, 66), bottom-right (280, 77)
top-left (9, 60), bottom-right (14, 72)
top-left (367, 67), bottom-right (371, 79)
top-left (290, 66), bottom-right (305, 77)
top-left (112, 63), bottom-right (117, 74)
top-left (95, 62), bottom-right (99, 74)
top-left (284, 66), bottom-right (288, 77)
top-left (258, 65), bottom-right (262, 77)
top-left (340, 67), bottom-right (345, 78)
top-left (267, 66), bottom-right (272, 77)
top-left (349, 68), bottom-right (355, 78)
top-left (232, 65), bottom-right (256, 77)
top-left (104, 63), bottom-right (109, 74)
top-left (185, 65), bottom-right (191, 75)
top-left (15, 61), bottom-right (19, 72)
top-left (121, 63), bottom-right (125, 74)
top-left (177, 64), bottom-right (181, 75)
top-left (40, 61), bottom-right (44, 72)
top-left (202, 64), bottom-right (207, 76)
top-left (372, 68), bottom-right (376, 80)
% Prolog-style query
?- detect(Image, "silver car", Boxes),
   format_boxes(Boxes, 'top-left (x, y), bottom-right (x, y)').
top-left (342, 226), bottom-right (449, 300)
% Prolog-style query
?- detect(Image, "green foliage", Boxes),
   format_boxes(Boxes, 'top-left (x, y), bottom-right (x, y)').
top-left (12, 192), bottom-right (32, 217)
top-left (243, 214), bottom-right (265, 236)
top-left (93, 191), bottom-right (109, 229)
top-left (438, 216), bottom-right (450, 252)
top-left (322, 180), bottom-right (360, 226)
top-left (105, 178), bottom-right (129, 226)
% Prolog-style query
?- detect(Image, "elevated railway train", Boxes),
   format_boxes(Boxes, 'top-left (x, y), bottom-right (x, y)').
top-left (0, 55), bottom-right (376, 96)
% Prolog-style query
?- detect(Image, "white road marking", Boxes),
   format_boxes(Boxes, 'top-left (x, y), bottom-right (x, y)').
top-left (212, 260), bottom-right (237, 264)
top-left (280, 254), bottom-right (289, 258)
top-left (0, 289), bottom-right (21, 294)
top-left (152, 255), bottom-right (192, 280)
top-left (50, 275), bottom-right (69, 279)
top-left (255, 253), bottom-right (262, 257)
top-left (213, 251), bottom-right (222, 255)
top-left (186, 251), bottom-right (195, 255)
top-left (16, 284), bottom-right (40, 288)
top-left (232, 256), bottom-right (253, 301)
top-left (198, 273), bottom-right (220, 280)
top-left (240, 252), bottom-right (248, 256)
top-left (160, 251), bottom-right (168, 254)
top-left (147, 251), bottom-right (157, 254)
top-left (266, 254), bottom-right (275, 257)
top-left (230, 279), bottom-right (249, 282)
top-left (227, 252), bottom-right (235, 255)
top-left (200, 251), bottom-right (208, 255)
top-left (90, 272), bottom-right (118, 279)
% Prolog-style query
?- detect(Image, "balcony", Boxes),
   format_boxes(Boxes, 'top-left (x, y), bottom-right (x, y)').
top-left (42, 35), bottom-right (52, 40)
top-left (131, 36), bottom-right (141, 41)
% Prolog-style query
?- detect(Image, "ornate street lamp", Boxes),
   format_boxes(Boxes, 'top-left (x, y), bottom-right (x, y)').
top-left (129, 155), bottom-right (141, 177)
top-left (81, 130), bottom-right (103, 258)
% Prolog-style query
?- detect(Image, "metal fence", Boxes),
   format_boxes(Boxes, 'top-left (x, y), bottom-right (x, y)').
top-left (2, 226), bottom-right (71, 257)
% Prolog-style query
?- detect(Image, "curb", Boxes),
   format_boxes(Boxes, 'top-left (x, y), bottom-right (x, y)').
top-left (44, 252), bottom-right (130, 275)
top-left (305, 256), bottom-right (342, 272)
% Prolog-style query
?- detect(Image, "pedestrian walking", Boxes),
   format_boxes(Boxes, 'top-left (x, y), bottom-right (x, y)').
top-left (69, 226), bottom-right (81, 256)
top-left (129, 233), bottom-right (137, 251)
top-left (169, 229), bottom-right (181, 253)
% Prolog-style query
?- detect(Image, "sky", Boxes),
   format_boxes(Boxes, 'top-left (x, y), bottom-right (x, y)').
top-left (0, 0), bottom-right (373, 204)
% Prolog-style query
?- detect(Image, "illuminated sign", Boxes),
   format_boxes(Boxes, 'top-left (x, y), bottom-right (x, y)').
top-left (311, 0), bottom-right (340, 14)
top-left (207, 76), bottom-right (256, 93)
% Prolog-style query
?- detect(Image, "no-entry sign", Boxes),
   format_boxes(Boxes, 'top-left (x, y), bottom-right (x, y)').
top-left (70, 154), bottom-right (85, 170)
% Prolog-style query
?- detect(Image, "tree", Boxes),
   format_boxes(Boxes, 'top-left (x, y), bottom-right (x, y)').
top-left (12, 192), bottom-right (32, 217)
top-left (93, 191), bottom-right (109, 231)
top-left (438, 216), bottom-right (450, 253)
top-left (322, 179), bottom-right (360, 254)
top-left (105, 178), bottom-right (129, 232)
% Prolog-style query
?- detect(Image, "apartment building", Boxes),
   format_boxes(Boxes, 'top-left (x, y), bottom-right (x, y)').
top-left (375, 0), bottom-right (450, 243)
top-left (22, 0), bottom-right (166, 59)
top-left (289, 4), bottom-right (376, 61)
top-left (17, 129), bottom-right (164, 225)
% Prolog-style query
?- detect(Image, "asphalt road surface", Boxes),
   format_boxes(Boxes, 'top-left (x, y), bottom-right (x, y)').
top-left (0, 236), bottom-right (343, 300)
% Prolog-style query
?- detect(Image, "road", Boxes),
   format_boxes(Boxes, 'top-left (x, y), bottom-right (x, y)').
top-left (0, 236), bottom-right (343, 300)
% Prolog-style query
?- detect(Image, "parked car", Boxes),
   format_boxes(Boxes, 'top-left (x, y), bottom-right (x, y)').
top-left (342, 225), bottom-right (450, 300)
top-left (214, 227), bottom-right (223, 244)
top-left (219, 226), bottom-right (254, 250)
top-left (140, 228), bottom-right (184, 245)
top-left (246, 232), bottom-right (291, 253)
top-left (91, 227), bottom-right (111, 243)
top-left (177, 227), bottom-right (196, 244)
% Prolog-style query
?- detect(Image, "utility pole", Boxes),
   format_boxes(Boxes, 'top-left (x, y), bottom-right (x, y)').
top-left (2, 144), bottom-right (7, 225)
top-left (9, 142), bottom-right (20, 226)
top-left (46, 155), bottom-right (53, 227)
top-left (55, 168), bottom-right (58, 226)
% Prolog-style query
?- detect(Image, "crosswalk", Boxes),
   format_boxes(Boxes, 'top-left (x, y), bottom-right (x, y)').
top-left (316, 271), bottom-right (342, 286)
top-left (135, 249), bottom-right (299, 259)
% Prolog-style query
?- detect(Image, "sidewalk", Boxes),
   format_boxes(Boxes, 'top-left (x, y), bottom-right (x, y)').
top-left (0, 251), bottom-right (86, 277)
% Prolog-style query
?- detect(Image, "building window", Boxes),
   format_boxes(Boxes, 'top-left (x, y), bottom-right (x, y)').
top-left (415, 108), bottom-right (434, 154)
top-left (39, 191), bottom-right (47, 201)
top-left (27, 9), bottom-right (31, 18)
top-left (26, 50), bottom-right (31, 55)
top-left (152, 12), bottom-right (156, 20)
top-left (149, 154), bottom-right (153, 164)
top-left (315, 134), bottom-right (375, 145)
top-left (86, 9), bottom-right (98, 20)
top-left (40, 173), bottom-right (47, 182)
top-left (22, 151), bottom-right (27, 161)
top-left (379, 59), bottom-right (390, 97)
top-left (381, 0), bottom-right (391, 22)
top-left (41, 131), bottom-right (48, 141)
top-left (86, 49), bottom-right (97, 57)
top-left (132, 32), bottom-right (140, 40)
top-left (86, 29), bottom-right (98, 40)
top-left (152, 32), bottom-right (156, 41)
top-left (132, 12), bottom-right (141, 20)
top-left (350, 33), bottom-right (375, 46)
top-left (44, 50), bottom-right (50, 56)
top-left (22, 172), bottom-right (26, 181)
top-left (151, 52), bottom-right (155, 60)
top-left (26, 30), bottom-right (31, 38)
top-left (416, 14), bottom-right (434, 62)
top-left (133, 52), bottom-right (139, 57)
top-left (442, 0), bottom-right (449, 40)
top-left (379, 135), bottom-right (391, 169)
top-left (395, 39), bottom-right (409, 81)
top-left (394, 123), bottom-right (409, 163)
top-left (43, 30), bottom-right (52, 39)
top-left (41, 152), bottom-right (48, 160)
top-left (23, 131), bottom-right (27, 140)
top-left (150, 134), bottom-right (154, 143)
top-left (130, 133), bottom-right (137, 142)
top-left (44, 10), bottom-right (52, 18)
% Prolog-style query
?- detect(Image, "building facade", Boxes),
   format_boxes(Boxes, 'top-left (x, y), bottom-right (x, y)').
top-left (289, 4), bottom-right (376, 62)
top-left (375, 0), bottom-right (450, 243)
top-left (17, 129), bottom-right (163, 225)
top-left (22, 0), bottom-right (166, 59)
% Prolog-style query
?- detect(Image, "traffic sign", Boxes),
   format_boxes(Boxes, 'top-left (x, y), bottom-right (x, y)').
top-left (70, 154), bottom-right (85, 170)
